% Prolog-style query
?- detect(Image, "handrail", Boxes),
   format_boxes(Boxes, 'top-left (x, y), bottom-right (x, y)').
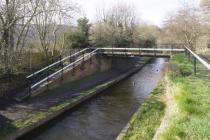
top-left (98, 47), bottom-right (185, 52)
top-left (26, 48), bottom-right (89, 79)
top-left (185, 46), bottom-right (210, 71)
top-left (30, 49), bottom-right (99, 90)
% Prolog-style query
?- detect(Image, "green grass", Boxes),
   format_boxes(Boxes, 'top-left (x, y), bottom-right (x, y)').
top-left (160, 54), bottom-right (210, 140)
top-left (121, 84), bottom-right (166, 140)
top-left (121, 53), bottom-right (210, 140)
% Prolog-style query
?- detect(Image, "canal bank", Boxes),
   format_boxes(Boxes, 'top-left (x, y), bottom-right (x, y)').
top-left (118, 53), bottom-right (210, 140)
top-left (116, 79), bottom-right (167, 140)
top-left (1, 57), bottom-right (151, 140)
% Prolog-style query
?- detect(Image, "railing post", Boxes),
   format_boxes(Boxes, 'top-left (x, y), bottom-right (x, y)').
top-left (125, 48), bottom-right (126, 56)
top-left (194, 57), bottom-right (197, 75)
top-left (171, 44), bottom-right (173, 55)
top-left (112, 46), bottom-right (113, 56)
top-left (72, 62), bottom-right (75, 75)
top-left (89, 50), bottom-right (92, 64)
top-left (153, 47), bottom-right (155, 57)
top-left (28, 77), bottom-right (31, 95)
top-left (139, 47), bottom-right (141, 56)
top-left (154, 46), bottom-right (157, 56)
top-left (185, 48), bottom-right (187, 56)
top-left (69, 49), bottom-right (72, 63)
top-left (81, 50), bottom-right (85, 70)
top-left (46, 67), bottom-right (49, 90)
top-left (60, 55), bottom-right (64, 81)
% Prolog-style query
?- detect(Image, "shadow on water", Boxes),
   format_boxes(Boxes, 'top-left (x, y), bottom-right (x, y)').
top-left (24, 58), bottom-right (168, 140)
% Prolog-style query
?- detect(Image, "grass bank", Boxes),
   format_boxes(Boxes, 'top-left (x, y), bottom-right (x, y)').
top-left (120, 53), bottom-right (210, 140)
top-left (119, 83), bottom-right (166, 140)
top-left (158, 54), bottom-right (210, 140)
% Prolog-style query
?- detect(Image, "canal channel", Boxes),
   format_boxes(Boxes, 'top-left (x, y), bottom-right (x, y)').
top-left (26, 58), bottom-right (168, 140)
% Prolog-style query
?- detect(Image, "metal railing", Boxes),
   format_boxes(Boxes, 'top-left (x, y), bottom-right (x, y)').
top-left (27, 48), bottom-right (89, 79)
top-left (98, 47), bottom-right (185, 57)
top-left (24, 46), bottom-right (185, 99)
top-left (98, 47), bottom-right (185, 51)
top-left (29, 48), bottom-right (99, 92)
top-left (185, 46), bottom-right (210, 74)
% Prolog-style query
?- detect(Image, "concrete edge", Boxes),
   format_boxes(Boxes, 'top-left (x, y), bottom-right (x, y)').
top-left (115, 62), bottom-right (169, 140)
top-left (115, 107), bottom-right (140, 140)
top-left (5, 59), bottom-right (151, 140)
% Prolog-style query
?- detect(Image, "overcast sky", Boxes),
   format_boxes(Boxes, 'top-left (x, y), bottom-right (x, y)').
top-left (74, 0), bottom-right (200, 26)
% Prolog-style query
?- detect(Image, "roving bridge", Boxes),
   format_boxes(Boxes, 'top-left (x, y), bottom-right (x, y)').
top-left (14, 44), bottom-right (210, 101)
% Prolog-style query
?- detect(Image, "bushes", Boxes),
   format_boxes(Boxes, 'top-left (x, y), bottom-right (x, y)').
top-left (65, 18), bottom-right (91, 49)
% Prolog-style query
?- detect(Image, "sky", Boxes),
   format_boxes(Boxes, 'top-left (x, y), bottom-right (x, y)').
top-left (74, 0), bottom-right (201, 27)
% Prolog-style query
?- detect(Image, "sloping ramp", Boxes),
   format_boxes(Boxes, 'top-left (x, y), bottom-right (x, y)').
top-left (14, 48), bottom-right (99, 102)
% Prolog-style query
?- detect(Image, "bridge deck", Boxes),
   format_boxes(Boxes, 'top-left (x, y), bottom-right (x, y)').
top-left (102, 52), bottom-right (171, 57)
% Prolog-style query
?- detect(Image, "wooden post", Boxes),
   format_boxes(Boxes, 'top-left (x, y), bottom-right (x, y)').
top-left (194, 57), bottom-right (197, 75)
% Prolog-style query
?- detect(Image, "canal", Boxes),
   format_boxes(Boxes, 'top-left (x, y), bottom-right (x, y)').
top-left (30, 58), bottom-right (168, 140)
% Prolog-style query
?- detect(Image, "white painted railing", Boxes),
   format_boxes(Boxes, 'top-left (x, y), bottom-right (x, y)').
top-left (30, 49), bottom-right (99, 90)
top-left (185, 46), bottom-right (210, 71)
top-left (98, 47), bottom-right (185, 52)
top-left (27, 48), bottom-right (89, 79)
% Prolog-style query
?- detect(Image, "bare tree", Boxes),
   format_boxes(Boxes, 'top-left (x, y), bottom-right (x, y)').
top-left (0, 0), bottom-right (41, 72)
top-left (33, 0), bottom-right (75, 61)
top-left (163, 7), bottom-right (201, 51)
top-left (91, 3), bottom-right (138, 47)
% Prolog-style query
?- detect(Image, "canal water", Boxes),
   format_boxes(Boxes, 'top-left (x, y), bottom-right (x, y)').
top-left (32, 58), bottom-right (168, 140)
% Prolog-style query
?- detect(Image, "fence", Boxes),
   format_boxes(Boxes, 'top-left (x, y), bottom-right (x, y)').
top-left (185, 46), bottom-right (210, 75)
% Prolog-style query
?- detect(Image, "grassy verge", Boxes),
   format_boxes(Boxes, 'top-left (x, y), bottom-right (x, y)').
top-left (121, 83), bottom-right (166, 140)
top-left (120, 53), bottom-right (210, 140)
top-left (159, 54), bottom-right (210, 140)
